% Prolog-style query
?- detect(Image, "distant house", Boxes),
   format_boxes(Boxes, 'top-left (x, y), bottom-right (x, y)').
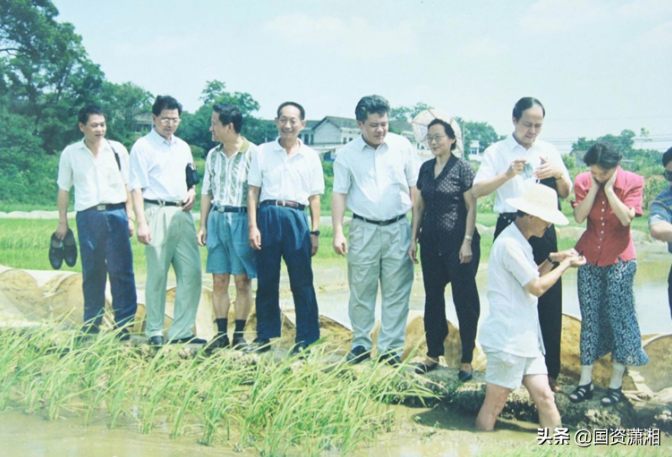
top-left (298, 116), bottom-right (426, 161)
top-left (133, 112), bottom-right (153, 133)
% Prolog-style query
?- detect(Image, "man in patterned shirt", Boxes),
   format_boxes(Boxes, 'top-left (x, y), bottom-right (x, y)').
top-left (648, 146), bottom-right (672, 320)
top-left (197, 104), bottom-right (257, 348)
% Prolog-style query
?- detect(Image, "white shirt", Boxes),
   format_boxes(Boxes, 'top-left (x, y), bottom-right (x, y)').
top-left (57, 139), bottom-right (129, 211)
top-left (478, 224), bottom-right (545, 357)
top-left (473, 135), bottom-right (571, 213)
top-left (247, 139), bottom-right (324, 205)
top-left (333, 133), bottom-right (420, 220)
top-left (129, 129), bottom-right (194, 201)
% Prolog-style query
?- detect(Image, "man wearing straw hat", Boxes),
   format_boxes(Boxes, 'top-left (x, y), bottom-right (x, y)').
top-left (476, 183), bottom-right (585, 432)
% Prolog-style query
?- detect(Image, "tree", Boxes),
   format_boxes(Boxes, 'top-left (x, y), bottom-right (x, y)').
top-left (458, 119), bottom-right (504, 155)
top-left (179, 80), bottom-right (272, 154)
top-left (101, 81), bottom-right (153, 146)
top-left (1, 0), bottom-right (105, 153)
top-left (390, 102), bottom-right (433, 122)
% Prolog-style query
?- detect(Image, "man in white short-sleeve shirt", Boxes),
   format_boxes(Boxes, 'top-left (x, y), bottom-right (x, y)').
top-left (245, 101), bottom-right (324, 354)
top-left (472, 97), bottom-right (571, 390)
top-left (129, 95), bottom-right (203, 346)
top-left (475, 183), bottom-right (584, 432)
top-left (332, 95), bottom-right (420, 366)
top-left (55, 105), bottom-right (137, 338)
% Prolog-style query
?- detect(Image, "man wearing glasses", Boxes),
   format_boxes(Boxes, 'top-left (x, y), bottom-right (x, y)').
top-left (129, 95), bottom-right (204, 346)
top-left (648, 146), bottom-right (672, 320)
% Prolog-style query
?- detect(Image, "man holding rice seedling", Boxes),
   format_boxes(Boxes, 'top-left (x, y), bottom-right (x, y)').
top-left (197, 104), bottom-right (257, 349)
top-left (244, 101), bottom-right (324, 355)
top-left (55, 105), bottom-right (137, 340)
top-left (129, 95), bottom-right (204, 346)
top-left (332, 95), bottom-right (419, 366)
top-left (475, 183), bottom-right (584, 432)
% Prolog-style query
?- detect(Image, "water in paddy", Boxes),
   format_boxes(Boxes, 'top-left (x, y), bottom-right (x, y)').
top-left (2, 244), bottom-right (671, 456)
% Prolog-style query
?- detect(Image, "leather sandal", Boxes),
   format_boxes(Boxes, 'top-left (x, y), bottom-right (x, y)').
top-left (458, 370), bottom-right (473, 382)
top-left (569, 383), bottom-right (593, 403)
top-left (601, 387), bottom-right (622, 406)
top-left (414, 361), bottom-right (439, 375)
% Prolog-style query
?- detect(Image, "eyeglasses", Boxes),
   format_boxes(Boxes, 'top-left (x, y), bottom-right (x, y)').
top-left (663, 170), bottom-right (672, 182)
top-left (159, 118), bottom-right (181, 125)
top-left (426, 134), bottom-right (446, 143)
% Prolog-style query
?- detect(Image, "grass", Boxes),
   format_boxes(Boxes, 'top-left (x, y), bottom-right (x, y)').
top-left (0, 323), bottom-right (435, 456)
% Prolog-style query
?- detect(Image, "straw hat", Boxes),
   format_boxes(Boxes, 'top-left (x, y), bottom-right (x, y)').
top-left (506, 183), bottom-right (569, 226)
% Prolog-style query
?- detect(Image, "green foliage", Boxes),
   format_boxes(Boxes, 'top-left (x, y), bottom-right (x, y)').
top-left (100, 81), bottom-right (153, 147)
top-left (457, 118), bottom-right (505, 156)
top-left (390, 102), bottom-right (433, 122)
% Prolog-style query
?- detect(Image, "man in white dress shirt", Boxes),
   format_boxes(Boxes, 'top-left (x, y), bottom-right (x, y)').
top-left (129, 95), bottom-right (203, 346)
top-left (332, 95), bottom-right (419, 366)
top-left (245, 101), bottom-right (324, 354)
top-left (471, 97), bottom-right (571, 390)
top-left (55, 105), bottom-right (137, 339)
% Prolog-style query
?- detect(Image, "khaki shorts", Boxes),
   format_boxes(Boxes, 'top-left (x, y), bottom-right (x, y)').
top-left (484, 350), bottom-right (547, 390)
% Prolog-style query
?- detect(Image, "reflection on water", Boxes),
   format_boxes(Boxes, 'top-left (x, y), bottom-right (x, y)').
top-left (313, 244), bottom-right (672, 336)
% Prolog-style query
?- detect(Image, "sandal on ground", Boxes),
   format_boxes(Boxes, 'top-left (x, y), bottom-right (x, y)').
top-left (601, 387), bottom-right (622, 406)
top-left (458, 370), bottom-right (473, 382)
top-left (414, 360), bottom-right (439, 375)
top-left (569, 383), bottom-right (593, 403)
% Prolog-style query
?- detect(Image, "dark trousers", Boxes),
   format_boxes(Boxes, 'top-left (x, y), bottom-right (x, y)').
top-left (254, 205), bottom-right (320, 344)
top-left (668, 264), bottom-right (672, 321)
top-left (494, 214), bottom-right (563, 379)
top-left (76, 207), bottom-right (137, 328)
top-left (421, 235), bottom-right (481, 363)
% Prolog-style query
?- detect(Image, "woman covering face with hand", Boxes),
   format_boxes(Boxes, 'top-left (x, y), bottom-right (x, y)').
top-left (569, 142), bottom-right (648, 406)
top-left (409, 118), bottom-right (480, 382)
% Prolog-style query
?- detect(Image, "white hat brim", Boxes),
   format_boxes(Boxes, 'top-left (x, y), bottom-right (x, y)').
top-left (505, 197), bottom-right (569, 226)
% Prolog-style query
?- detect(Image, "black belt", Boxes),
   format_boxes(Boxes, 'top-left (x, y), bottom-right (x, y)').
top-left (144, 198), bottom-right (183, 207)
top-left (213, 205), bottom-right (247, 213)
top-left (353, 213), bottom-right (406, 226)
top-left (261, 200), bottom-right (306, 210)
top-left (82, 203), bottom-right (125, 212)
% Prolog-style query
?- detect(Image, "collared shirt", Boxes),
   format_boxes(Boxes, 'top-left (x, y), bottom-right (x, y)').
top-left (57, 139), bottom-right (129, 211)
top-left (417, 155), bottom-right (476, 254)
top-left (572, 168), bottom-right (642, 266)
top-left (201, 138), bottom-right (256, 207)
top-left (333, 133), bottom-right (420, 221)
top-left (649, 185), bottom-right (672, 253)
top-left (129, 129), bottom-right (194, 201)
top-left (473, 135), bottom-right (571, 213)
top-left (479, 223), bottom-right (544, 357)
top-left (247, 138), bottom-right (324, 205)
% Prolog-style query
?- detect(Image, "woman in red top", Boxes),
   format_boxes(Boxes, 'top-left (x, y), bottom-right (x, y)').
top-left (569, 143), bottom-right (648, 405)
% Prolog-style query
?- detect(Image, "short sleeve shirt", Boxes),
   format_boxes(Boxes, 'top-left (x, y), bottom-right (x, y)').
top-left (478, 223), bottom-right (544, 357)
top-left (129, 129), bottom-right (194, 202)
top-left (416, 155), bottom-right (475, 254)
top-left (201, 138), bottom-right (256, 207)
top-left (333, 133), bottom-right (420, 220)
top-left (649, 185), bottom-right (672, 254)
top-left (572, 168), bottom-right (642, 266)
top-left (247, 139), bottom-right (324, 205)
top-left (57, 139), bottom-right (129, 211)
top-left (473, 135), bottom-right (571, 213)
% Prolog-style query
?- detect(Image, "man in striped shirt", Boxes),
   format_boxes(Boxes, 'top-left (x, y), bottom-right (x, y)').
top-left (197, 104), bottom-right (258, 348)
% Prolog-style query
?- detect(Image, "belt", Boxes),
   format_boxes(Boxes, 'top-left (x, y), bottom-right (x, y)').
top-left (353, 213), bottom-right (406, 226)
top-left (144, 198), bottom-right (183, 207)
top-left (82, 202), bottom-right (125, 212)
top-left (261, 200), bottom-right (306, 210)
top-left (213, 205), bottom-right (247, 213)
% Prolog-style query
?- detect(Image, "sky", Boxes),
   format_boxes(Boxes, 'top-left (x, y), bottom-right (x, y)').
top-left (53, 0), bottom-right (672, 152)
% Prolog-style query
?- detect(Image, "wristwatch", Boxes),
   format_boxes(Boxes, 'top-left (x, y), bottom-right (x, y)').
top-left (547, 255), bottom-right (559, 267)
top-left (310, 230), bottom-right (320, 237)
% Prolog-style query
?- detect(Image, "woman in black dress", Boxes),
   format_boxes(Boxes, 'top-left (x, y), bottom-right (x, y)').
top-left (409, 118), bottom-right (480, 381)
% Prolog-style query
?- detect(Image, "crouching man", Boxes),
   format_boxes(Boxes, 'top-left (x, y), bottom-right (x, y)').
top-left (476, 183), bottom-right (585, 431)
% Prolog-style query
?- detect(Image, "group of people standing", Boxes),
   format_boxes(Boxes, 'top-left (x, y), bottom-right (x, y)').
top-left (55, 93), bottom-right (661, 433)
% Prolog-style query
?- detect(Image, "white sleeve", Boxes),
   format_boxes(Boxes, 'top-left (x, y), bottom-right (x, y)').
top-left (56, 148), bottom-right (73, 191)
top-left (115, 142), bottom-right (131, 185)
top-left (332, 152), bottom-right (351, 194)
top-left (309, 152), bottom-right (325, 196)
top-left (473, 146), bottom-right (497, 184)
top-left (129, 141), bottom-right (149, 192)
top-left (248, 146), bottom-right (262, 187)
